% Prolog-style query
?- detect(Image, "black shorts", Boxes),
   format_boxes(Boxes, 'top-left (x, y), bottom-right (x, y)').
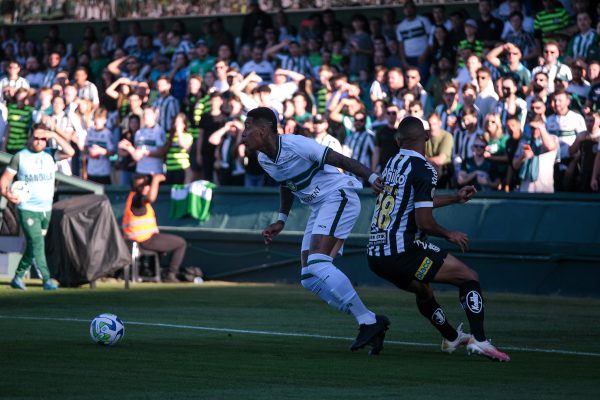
top-left (368, 240), bottom-right (448, 289)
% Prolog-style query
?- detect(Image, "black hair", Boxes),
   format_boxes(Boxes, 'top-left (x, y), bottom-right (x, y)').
top-left (247, 107), bottom-right (278, 135)
top-left (396, 116), bottom-right (427, 143)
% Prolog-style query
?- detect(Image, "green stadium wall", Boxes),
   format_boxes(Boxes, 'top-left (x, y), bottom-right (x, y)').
top-left (70, 186), bottom-right (600, 298)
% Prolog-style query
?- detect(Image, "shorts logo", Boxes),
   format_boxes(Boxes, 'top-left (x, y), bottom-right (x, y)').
top-left (432, 308), bottom-right (445, 325)
top-left (427, 242), bottom-right (440, 252)
top-left (466, 291), bottom-right (483, 314)
top-left (414, 257), bottom-right (433, 280)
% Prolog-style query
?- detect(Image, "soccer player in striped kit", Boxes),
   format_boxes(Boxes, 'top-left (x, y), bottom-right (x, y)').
top-left (367, 116), bottom-right (510, 362)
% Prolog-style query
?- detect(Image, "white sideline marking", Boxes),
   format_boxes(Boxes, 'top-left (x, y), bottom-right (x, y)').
top-left (1, 315), bottom-right (599, 358)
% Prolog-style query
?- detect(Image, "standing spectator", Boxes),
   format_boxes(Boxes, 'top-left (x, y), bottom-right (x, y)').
top-left (435, 82), bottom-right (461, 133)
top-left (74, 67), bottom-right (100, 108)
top-left (312, 113), bottom-right (342, 153)
top-left (2, 88), bottom-right (34, 155)
top-left (168, 52), bottom-right (190, 103)
top-left (120, 107), bottom-right (167, 175)
top-left (188, 40), bottom-right (215, 78)
top-left (527, 72), bottom-right (551, 113)
top-left (457, 19), bottom-right (483, 68)
top-left (457, 135), bottom-right (500, 191)
top-left (486, 42), bottom-right (531, 96)
top-left (209, 120), bottom-right (245, 186)
top-left (164, 113), bottom-right (193, 185)
top-left (348, 14), bottom-right (373, 77)
top-left (476, 0), bottom-right (504, 47)
top-left (502, 11), bottom-right (540, 67)
top-left (84, 108), bottom-right (114, 185)
top-left (452, 105), bottom-right (483, 180)
top-left (513, 118), bottom-right (559, 193)
top-left (566, 12), bottom-right (597, 62)
top-left (241, 46), bottom-right (274, 83)
top-left (534, 0), bottom-right (572, 41)
top-left (268, 40), bottom-right (314, 78)
top-left (372, 105), bottom-right (400, 173)
top-left (0, 61), bottom-right (30, 102)
top-left (495, 75), bottom-right (528, 129)
top-left (586, 60), bottom-right (600, 112)
top-left (343, 111), bottom-right (375, 181)
top-left (153, 76), bottom-right (180, 132)
top-left (532, 41), bottom-right (572, 94)
top-left (396, 0), bottom-right (432, 80)
top-left (24, 57), bottom-right (45, 89)
top-left (483, 112), bottom-right (510, 189)
top-left (425, 112), bottom-right (454, 187)
top-left (116, 114), bottom-right (140, 186)
top-left (42, 51), bottom-right (63, 88)
top-left (0, 125), bottom-right (74, 291)
top-left (240, 0), bottom-right (273, 46)
top-left (196, 92), bottom-right (226, 182)
top-left (212, 59), bottom-right (230, 93)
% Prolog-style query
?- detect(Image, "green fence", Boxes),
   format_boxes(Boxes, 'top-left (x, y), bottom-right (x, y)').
top-left (96, 186), bottom-right (600, 297)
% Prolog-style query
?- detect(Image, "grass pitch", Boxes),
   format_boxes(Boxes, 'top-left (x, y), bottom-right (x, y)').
top-left (0, 281), bottom-right (598, 400)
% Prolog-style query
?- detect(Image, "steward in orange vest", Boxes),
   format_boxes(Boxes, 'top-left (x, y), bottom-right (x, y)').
top-left (122, 174), bottom-right (187, 282)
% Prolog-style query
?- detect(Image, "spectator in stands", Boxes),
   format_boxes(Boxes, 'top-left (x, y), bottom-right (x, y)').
top-left (458, 135), bottom-right (500, 191)
top-left (495, 75), bottom-right (528, 129)
top-left (119, 106), bottom-right (166, 175)
top-left (0, 61), bottom-right (30, 102)
top-left (396, 0), bottom-right (431, 81)
top-left (483, 112), bottom-right (510, 189)
top-left (435, 82), bottom-right (461, 133)
top-left (534, 0), bottom-right (572, 41)
top-left (42, 51), bottom-right (63, 88)
top-left (502, 10), bottom-right (539, 67)
top-left (475, 67), bottom-right (499, 118)
top-left (566, 12), bottom-right (597, 62)
top-left (348, 14), bottom-right (373, 77)
top-left (425, 112), bottom-right (454, 188)
top-left (1, 124), bottom-right (74, 291)
top-left (532, 41), bottom-right (572, 94)
top-left (74, 66), bottom-right (100, 108)
top-left (165, 113), bottom-right (193, 185)
top-left (84, 107), bottom-right (114, 184)
top-left (452, 105), bottom-right (482, 181)
top-left (122, 173), bottom-right (187, 282)
top-left (153, 76), bottom-right (180, 132)
top-left (487, 42), bottom-right (531, 97)
top-left (513, 117), bottom-right (559, 193)
top-left (343, 110), bottom-right (375, 182)
top-left (196, 92), bottom-right (226, 182)
top-left (476, 0), bottom-right (504, 47)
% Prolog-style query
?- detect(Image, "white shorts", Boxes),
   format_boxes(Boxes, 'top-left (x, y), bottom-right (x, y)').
top-left (301, 189), bottom-right (361, 252)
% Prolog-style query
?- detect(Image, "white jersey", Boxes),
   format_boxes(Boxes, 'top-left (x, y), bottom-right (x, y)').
top-left (545, 111), bottom-right (586, 160)
top-left (85, 127), bottom-right (115, 177)
top-left (135, 125), bottom-right (166, 174)
top-left (315, 133), bottom-right (342, 154)
top-left (258, 134), bottom-right (362, 205)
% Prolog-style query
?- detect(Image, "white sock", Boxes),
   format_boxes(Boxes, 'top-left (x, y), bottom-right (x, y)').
top-left (301, 253), bottom-right (376, 325)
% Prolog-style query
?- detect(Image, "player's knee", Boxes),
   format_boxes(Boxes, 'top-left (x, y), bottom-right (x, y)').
top-left (413, 282), bottom-right (434, 300)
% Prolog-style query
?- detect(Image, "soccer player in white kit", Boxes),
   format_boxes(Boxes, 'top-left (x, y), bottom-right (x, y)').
top-left (242, 107), bottom-right (390, 354)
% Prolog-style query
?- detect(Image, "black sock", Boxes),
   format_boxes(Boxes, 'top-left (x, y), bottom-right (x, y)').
top-left (459, 280), bottom-right (486, 341)
top-left (417, 296), bottom-right (458, 341)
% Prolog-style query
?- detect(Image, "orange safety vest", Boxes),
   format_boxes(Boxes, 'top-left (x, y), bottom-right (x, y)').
top-left (122, 192), bottom-right (159, 242)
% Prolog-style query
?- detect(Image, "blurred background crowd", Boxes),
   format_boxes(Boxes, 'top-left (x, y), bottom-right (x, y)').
top-left (0, 0), bottom-right (599, 193)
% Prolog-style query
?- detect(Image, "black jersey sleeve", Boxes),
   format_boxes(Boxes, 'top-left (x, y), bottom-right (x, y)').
top-left (412, 159), bottom-right (437, 209)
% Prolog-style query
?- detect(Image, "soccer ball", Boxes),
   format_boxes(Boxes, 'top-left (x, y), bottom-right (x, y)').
top-left (10, 181), bottom-right (31, 203)
top-left (90, 313), bottom-right (125, 346)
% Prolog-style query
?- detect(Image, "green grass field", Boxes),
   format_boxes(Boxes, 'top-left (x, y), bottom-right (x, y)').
top-left (0, 280), bottom-right (598, 400)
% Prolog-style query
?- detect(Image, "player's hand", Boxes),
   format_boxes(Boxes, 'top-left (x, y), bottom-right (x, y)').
top-left (370, 176), bottom-right (384, 194)
top-left (591, 178), bottom-right (599, 192)
top-left (262, 221), bottom-right (285, 245)
top-left (4, 189), bottom-right (21, 205)
top-left (447, 231), bottom-right (469, 252)
top-left (457, 185), bottom-right (476, 203)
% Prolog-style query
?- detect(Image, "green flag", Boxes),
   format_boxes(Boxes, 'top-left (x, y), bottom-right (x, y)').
top-left (170, 180), bottom-right (217, 222)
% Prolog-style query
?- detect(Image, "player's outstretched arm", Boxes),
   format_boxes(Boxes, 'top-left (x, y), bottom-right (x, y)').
top-left (325, 149), bottom-right (383, 193)
top-left (415, 207), bottom-right (469, 252)
top-left (262, 186), bottom-right (294, 245)
top-left (433, 185), bottom-right (477, 208)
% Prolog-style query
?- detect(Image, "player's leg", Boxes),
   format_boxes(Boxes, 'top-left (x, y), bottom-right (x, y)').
top-left (299, 190), bottom-right (388, 351)
top-left (405, 280), bottom-right (471, 353)
top-left (432, 253), bottom-right (510, 361)
top-left (11, 209), bottom-right (39, 289)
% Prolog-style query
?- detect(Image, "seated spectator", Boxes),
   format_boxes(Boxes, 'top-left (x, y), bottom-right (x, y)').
top-left (458, 135), bottom-right (500, 191)
top-left (512, 117), bottom-right (559, 193)
top-left (122, 173), bottom-right (188, 282)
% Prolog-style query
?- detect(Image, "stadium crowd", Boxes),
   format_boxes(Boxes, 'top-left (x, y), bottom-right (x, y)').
top-left (1, 0), bottom-right (600, 193)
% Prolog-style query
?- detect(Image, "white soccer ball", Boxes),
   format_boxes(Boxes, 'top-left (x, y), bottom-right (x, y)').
top-left (90, 313), bottom-right (125, 346)
top-left (10, 181), bottom-right (31, 203)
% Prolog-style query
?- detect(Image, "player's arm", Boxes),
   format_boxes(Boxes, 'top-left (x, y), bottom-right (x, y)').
top-left (433, 186), bottom-right (477, 208)
top-left (262, 186), bottom-right (294, 245)
top-left (415, 208), bottom-right (469, 252)
top-left (325, 149), bottom-right (383, 193)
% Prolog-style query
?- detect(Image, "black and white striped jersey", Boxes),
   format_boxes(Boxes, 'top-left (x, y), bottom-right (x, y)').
top-left (368, 149), bottom-right (437, 257)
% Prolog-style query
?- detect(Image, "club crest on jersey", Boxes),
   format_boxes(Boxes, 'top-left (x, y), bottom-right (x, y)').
top-left (414, 257), bottom-right (433, 280)
top-left (432, 308), bottom-right (446, 325)
top-left (466, 291), bottom-right (483, 314)
top-left (285, 180), bottom-right (298, 191)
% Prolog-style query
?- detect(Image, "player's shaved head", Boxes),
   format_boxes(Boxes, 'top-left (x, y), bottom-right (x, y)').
top-left (247, 107), bottom-right (278, 135)
top-left (395, 116), bottom-right (429, 144)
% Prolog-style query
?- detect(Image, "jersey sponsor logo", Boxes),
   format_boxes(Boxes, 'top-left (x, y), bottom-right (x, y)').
top-left (466, 291), bottom-right (483, 314)
top-left (382, 168), bottom-right (407, 186)
top-left (432, 308), bottom-right (446, 325)
top-left (300, 185), bottom-right (320, 202)
top-left (425, 162), bottom-right (438, 185)
top-left (414, 257), bottom-right (433, 280)
top-left (369, 232), bottom-right (387, 246)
